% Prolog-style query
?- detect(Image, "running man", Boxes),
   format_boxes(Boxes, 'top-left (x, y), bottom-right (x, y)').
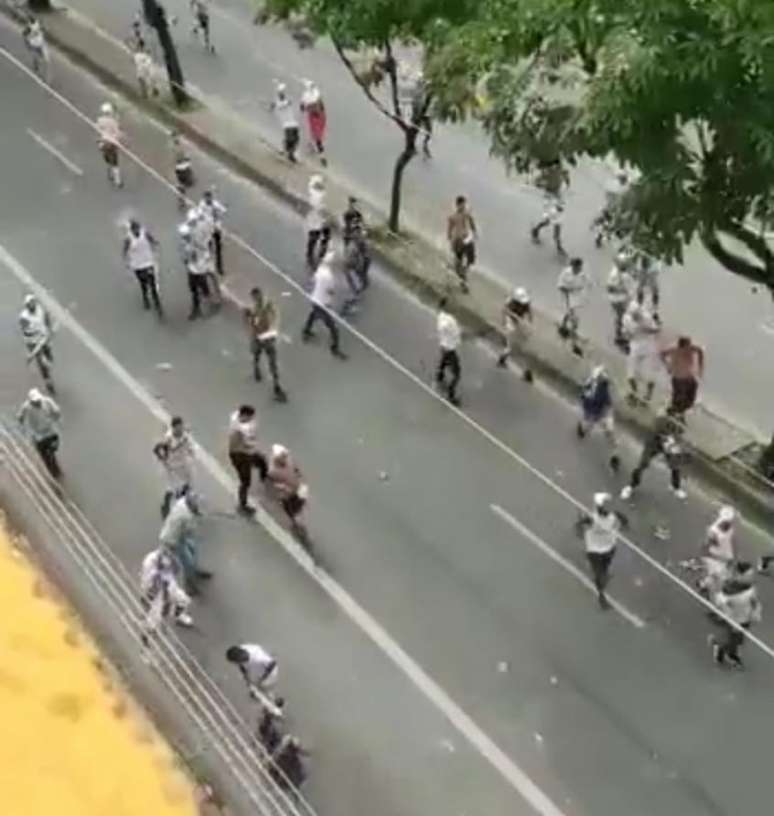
top-left (19, 294), bottom-right (55, 394)
top-left (245, 287), bottom-right (288, 402)
top-left (436, 298), bottom-right (462, 406)
top-left (23, 17), bottom-right (51, 82)
top-left (577, 492), bottom-right (628, 610)
top-left (271, 83), bottom-right (300, 162)
top-left (18, 388), bottom-right (62, 479)
top-left (577, 365), bottom-right (620, 472)
top-left (199, 187), bottom-right (227, 276)
top-left (122, 218), bottom-right (163, 315)
top-left (171, 131), bottom-right (195, 211)
top-left (96, 102), bottom-right (123, 188)
top-left (191, 0), bottom-right (215, 52)
top-left (497, 286), bottom-right (533, 382)
top-left (447, 196), bottom-right (477, 293)
top-left (153, 416), bottom-right (196, 518)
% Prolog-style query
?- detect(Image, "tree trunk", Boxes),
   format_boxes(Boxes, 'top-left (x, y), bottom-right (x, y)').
top-left (28, 0), bottom-right (52, 9)
top-left (388, 127), bottom-right (417, 233)
top-left (142, 0), bottom-right (188, 107)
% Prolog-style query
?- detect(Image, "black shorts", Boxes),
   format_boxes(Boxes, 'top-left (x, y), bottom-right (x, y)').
top-left (282, 494), bottom-right (306, 519)
top-left (453, 239), bottom-right (475, 267)
top-left (101, 143), bottom-right (118, 166)
top-left (197, 11), bottom-right (209, 31)
top-left (175, 165), bottom-right (194, 189)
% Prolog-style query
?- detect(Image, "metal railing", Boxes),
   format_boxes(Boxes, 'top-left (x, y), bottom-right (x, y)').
top-left (0, 416), bottom-right (316, 816)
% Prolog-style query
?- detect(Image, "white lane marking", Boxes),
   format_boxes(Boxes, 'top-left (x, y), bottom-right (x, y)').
top-left (26, 128), bottom-right (84, 176)
top-left (0, 240), bottom-right (568, 816)
top-left (3, 43), bottom-right (772, 663)
top-left (491, 504), bottom-right (646, 629)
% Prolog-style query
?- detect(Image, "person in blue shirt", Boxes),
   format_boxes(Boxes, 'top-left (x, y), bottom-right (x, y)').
top-left (577, 365), bottom-right (620, 472)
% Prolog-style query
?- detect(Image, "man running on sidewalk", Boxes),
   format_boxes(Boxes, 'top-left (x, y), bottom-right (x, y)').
top-left (19, 294), bottom-right (55, 394)
top-left (447, 196), bottom-right (477, 293)
top-left (229, 404), bottom-right (269, 516)
top-left (661, 335), bottom-right (704, 418)
top-left (122, 218), bottom-right (163, 315)
top-left (301, 251), bottom-right (348, 359)
top-left (96, 102), bottom-right (123, 188)
top-left (17, 388), bottom-right (62, 479)
top-left (497, 286), bottom-right (533, 382)
top-left (245, 287), bottom-right (288, 402)
top-left (436, 298), bottom-right (462, 406)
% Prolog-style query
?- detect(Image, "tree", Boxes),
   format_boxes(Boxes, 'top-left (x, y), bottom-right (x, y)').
top-left (427, 0), bottom-right (774, 296)
top-left (28, 0), bottom-right (52, 10)
top-left (141, 0), bottom-right (188, 108)
top-left (263, 0), bottom-right (475, 232)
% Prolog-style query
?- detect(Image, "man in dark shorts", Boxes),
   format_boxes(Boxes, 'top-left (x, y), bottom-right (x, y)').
top-left (447, 195), bottom-right (477, 293)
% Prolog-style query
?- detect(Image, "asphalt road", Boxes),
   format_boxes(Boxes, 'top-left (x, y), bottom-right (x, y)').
top-left (3, 19), bottom-right (774, 816)
top-left (65, 0), bottom-right (774, 438)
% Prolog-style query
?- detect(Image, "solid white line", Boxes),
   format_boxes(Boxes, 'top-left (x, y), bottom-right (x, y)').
top-left (3, 42), bottom-right (772, 661)
top-left (0, 240), bottom-right (569, 816)
top-left (491, 504), bottom-right (646, 629)
top-left (27, 128), bottom-right (84, 175)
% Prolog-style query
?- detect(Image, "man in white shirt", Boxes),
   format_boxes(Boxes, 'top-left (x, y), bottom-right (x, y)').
top-left (133, 44), bottom-right (156, 98)
top-left (557, 257), bottom-right (589, 356)
top-left (96, 102), bottom-right (123, 187)
top-left (270, 83), bottom-right (300, 162)
top-left (306, 174), bottom-right (330, 269)
top-left (576, 492), bottom-right (628, 609)
top-left (436, 297), bottom-right (462, 406)
top-left (23, 18), bottom-right (50, 82)
top-left (140, 547), bottom-right (193, 640)
top-left (191, 0), bottom-right (215, 52)
top-left (18, 388), bottom-right (62, 479)
top-left (301, 251), bottom-right (347, 359)
top-left (199, 187), bottom-right (227, 276)
top-left (245, 287), bottom-right (287, 402)
top-left (606, 254), bottom-right (634, 348)
top-left (226, 643), bottom-right (279, 701)
top-left (153, 416), bottom-right (196, 518)
top-left (122, 219), bottom-right (162, 315)
top-left (19, 294), bottom-right (55, 394)
top-left (622, 301), bottom-right (660, 405)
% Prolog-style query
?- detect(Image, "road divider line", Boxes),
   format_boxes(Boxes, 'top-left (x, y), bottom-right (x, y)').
top-left (26, 128), bottom-right (84, 175)
top-left (491, 504), bottom-right (646, 629)
top-left (3, 43), bottom-right (773, 661)
top-left (0, 239), bottom-right (569, 816)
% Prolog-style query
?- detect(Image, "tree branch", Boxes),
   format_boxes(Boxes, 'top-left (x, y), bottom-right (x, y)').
top-left (383, 41), bottom-right (403, 121)
top-left (701, 228), bottom-right (773, 292)
top-left (724, 220), bottom-right (774, 270)
top-left (332, 39), bottom-right (407, 132)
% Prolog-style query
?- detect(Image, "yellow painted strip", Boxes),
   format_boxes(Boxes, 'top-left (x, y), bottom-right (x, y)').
top-left (0, 512), bottom-right (200, 816)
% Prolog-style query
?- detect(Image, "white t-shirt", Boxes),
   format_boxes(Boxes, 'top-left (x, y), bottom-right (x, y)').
top-left (19, 305), bottom-right (49, 347)
top-left (96, 114), bottom-right (120, 145)
top-left (437, 311), bottom-right (461, 351)
top-left (229, 411), bottom-right (259, 453)
top-left (241, 643), bottom-right (276, 684)
top-left (310, 263), bottom-right (336, 307)
top-left (584, 511), bottom-right (621, 554)
top-left (273, 97), bottom-right (298, 130)
top-left (126, 229), bottom-right (155, 271)
top-left (134, 51), bottom-right (153, 81)
top-left (306, 186), bottom-right (326, 231)
top-left (623, 306), bottom-right (659, 352)
top-left (557, 267), bottom-right (589, 309)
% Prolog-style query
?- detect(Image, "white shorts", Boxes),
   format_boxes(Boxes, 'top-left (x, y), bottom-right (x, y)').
top-left (627, 345), bottom-right (658, 382)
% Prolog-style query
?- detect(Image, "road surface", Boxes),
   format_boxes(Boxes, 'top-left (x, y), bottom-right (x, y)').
top-left (64, 0), bottom-right (774, 439)
top-left (2, 18), bottom-right (774, 816)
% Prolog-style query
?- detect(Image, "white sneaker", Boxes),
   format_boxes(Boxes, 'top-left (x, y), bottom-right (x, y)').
top-left (175, 612), bottom-right (194, 627)
top-left (672, 488), bottom-right (687, 500)
top-left (620, 485), bottom-right (633, 500)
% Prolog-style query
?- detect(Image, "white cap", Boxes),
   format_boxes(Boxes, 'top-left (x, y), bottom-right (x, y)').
top-left (309, 173), bottom-right (324, 187)
top-left (592, 365), bottom-right (607, 379)
top-left (276, 82), bottom-right (287, 93)
top-left (718, 505), bottom-right (736, 523)
top-left (512, 287), bottom-right (530, 304)
top-left (271, 444), bottom-right (289, 459)
top-left (28, 388), bottom-right (43, 403)
top-left (186, 206), bottom-right (199, 222)
top-left (23, 294), bottom-right (37, 308)
top-left (594, 492), bottom-right (612, 508)
top-left (100, 102), bottom-right (113, 115)
top-left (178, 223), bottom-right (191, 237)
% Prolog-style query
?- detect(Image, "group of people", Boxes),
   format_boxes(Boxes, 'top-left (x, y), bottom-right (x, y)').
top-left (271, 79), bottom-right (328, 165)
